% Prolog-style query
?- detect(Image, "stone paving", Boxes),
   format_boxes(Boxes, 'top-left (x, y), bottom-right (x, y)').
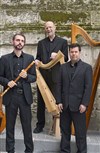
top-left (0, 112), bottom-right (100, 153)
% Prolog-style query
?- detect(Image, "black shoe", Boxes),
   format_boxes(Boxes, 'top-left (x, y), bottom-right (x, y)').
top-left (33, 127), bottom-right (43, 133)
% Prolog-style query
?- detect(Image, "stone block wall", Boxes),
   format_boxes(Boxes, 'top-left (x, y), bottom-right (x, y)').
top-left (0, 0), bottom-right (100, 131)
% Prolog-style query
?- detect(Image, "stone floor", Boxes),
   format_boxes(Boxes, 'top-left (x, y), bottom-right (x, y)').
top-left (0, 111), bottom-right (100, 153)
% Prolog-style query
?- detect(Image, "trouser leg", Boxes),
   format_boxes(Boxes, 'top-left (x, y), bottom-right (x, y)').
top-left (19, 95), bottom-right (34, 153)
top-left (36, 88), bottom-right (45, 128)
top-left (6, 102), bottom-right (18, 153)
top-left (60, 109), bottom-right (72, 153)
top-left (72, 111), bottom-right (87, 153)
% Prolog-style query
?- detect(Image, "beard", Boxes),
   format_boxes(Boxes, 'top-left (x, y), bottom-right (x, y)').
top-left (14, 44), bottom-right (24, 50)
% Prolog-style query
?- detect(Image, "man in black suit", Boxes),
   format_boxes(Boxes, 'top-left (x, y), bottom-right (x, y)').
top-left (33, 21), bottom-right (68, 133)
top-left (0, 34), bottom-right (36, 153)
top-left (58, 43), bottom-right (92, 153)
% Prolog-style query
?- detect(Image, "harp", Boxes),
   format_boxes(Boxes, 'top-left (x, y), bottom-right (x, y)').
top-left (36, 51), bottom-right (64, 115)
top-left (71, 23), bottom-right (100, 134)
top-left (36, 51), bottom-right (65, 136)
top-left (71, 23), bottom-right (100, 46)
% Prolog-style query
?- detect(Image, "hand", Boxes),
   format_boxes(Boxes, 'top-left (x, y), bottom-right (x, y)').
top-left (35, 59), bottom-right (40, 66)
top-left (50, 52), bottom-right (57, 59)
top-left (58, 103), bottom-right (63, 112)
top-left (8, 80), bottom-right (17, 88)
top-left (19, 69), bottom-right (27, 78)
top-left (79, 104), bottom-right (86, 113)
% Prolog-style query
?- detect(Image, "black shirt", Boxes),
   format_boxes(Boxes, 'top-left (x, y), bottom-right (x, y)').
top-left (12, 52), bottom-right (23, 88)
top-left (69, 60), bottom-right (80, 79)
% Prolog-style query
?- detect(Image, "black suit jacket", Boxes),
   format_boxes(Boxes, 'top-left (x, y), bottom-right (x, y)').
top-left (59, 60), bottom-right (92, 111)
top-left (36, 36), bottom-right (68, 83)
top-left (0, 52), bottom-right (36, 106)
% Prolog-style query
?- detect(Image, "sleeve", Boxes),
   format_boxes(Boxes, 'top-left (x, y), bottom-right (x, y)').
top-left (0, 56), bottom-right (9, 87)
top-left (56, 66), bottom-right (62, 104)
top-left (26, 55), bottom-right (36, 83)
top-left (35, 41), bottom-right (42, 61)
top-left (81, 65), bottom-right (93, 106)
top-left (61, 39), bottom-right (69, 62)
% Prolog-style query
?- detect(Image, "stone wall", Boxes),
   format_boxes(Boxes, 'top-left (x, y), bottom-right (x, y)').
top-left (0, 0), bottom-right (100, 131)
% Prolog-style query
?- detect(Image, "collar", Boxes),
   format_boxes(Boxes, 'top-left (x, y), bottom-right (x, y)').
top-left (70, 59), bottom-right (81, 67)
top-left (12, 51), bottom-right (23, 58)
top-left (47, 35), bottom-right (57, 42)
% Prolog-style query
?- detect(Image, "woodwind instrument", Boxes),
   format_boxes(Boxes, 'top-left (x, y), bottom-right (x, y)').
top-left (0, 61), bottom-right (35, 133)
top-left (71, 23), bottom-right (100, 135)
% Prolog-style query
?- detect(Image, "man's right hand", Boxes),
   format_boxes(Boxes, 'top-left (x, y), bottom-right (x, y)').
top-left (8, 80), bottom-right (17, 88)
top-left (35, 59), bottom-right (40, 66)
top-left (58, 103), bottom-right (63, 113)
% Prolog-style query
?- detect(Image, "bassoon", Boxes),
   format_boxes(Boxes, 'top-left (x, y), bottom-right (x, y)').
top-left (0, 61), bottom-right (35, 133)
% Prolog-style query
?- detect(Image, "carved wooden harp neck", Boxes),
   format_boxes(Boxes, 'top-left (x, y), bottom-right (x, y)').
top-left (71, 23), bottom-right (100, 46)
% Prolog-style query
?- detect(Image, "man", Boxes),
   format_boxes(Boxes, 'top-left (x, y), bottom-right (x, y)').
top-left (33, 21), bottom-right (68, 133)
top-left (58, 43), bottom-right (92, 153)
top-left (0, 34), bottom-right (36, 153)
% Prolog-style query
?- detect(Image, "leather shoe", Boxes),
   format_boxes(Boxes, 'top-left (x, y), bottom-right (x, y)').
top-left (33, 127), bottom-right (43, 133)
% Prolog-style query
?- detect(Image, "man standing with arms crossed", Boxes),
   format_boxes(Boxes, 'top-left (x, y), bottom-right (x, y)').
top-left (0, 33), bottom-right (36, 153)
top-left (33, 21), bottom-right (68, 133)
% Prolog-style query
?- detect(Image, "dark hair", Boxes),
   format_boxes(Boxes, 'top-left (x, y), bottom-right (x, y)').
top-left (69, 43), bottom-right (81, 52)
top-left (12, 33), bottom-right (26, 43)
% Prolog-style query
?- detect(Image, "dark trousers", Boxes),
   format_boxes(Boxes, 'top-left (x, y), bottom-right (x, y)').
top-left (60, 107), bottom-right (87, 153)
top-left (5, 92), bottom-right (34, 153)
top-left (36, 88), bottom-right (45, 128)
top-left (36, 78), bottom-right (60, 129)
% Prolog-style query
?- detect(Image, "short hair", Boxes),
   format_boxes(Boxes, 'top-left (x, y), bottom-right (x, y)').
top-left (69, 43), bottom-right (81, 52)
top-left (12, 33), bottom-right (26, 43)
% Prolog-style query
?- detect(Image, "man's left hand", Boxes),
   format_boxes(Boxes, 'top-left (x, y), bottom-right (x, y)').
top-left (79, 104), bottom-right (86, 113)
top-left (50, 52), bottom-right (57, 59)
top-left (19, 69), bottom-right (27, 78)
